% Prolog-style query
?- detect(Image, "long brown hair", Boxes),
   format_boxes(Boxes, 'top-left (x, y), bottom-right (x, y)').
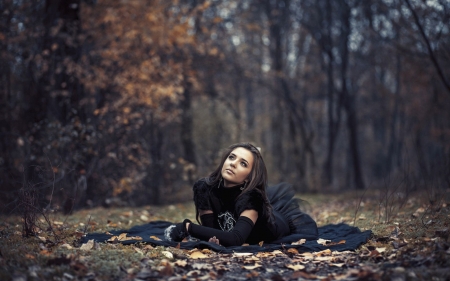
top-left (204, 142), bottom-right (273, 221)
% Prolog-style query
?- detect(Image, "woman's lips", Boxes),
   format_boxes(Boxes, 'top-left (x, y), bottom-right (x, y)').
top-left (225, 168), bottom-right (234, 175)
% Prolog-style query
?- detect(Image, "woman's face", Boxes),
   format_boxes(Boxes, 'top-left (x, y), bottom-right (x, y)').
top-left (221, 147), bottom-right (254, 187)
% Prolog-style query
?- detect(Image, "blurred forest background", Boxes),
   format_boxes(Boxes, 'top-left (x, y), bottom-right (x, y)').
top-left (0, 0), bottom-right (449, 214)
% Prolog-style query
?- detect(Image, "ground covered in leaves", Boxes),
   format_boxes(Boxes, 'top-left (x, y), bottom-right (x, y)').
top-left (1, 189), bottom-right (450, 281)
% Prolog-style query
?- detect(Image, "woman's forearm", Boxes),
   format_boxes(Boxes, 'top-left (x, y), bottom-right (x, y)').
top-left (188, 216), bottom-right (254, 246)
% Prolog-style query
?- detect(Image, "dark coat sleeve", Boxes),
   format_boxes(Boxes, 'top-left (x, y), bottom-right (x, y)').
top-left (192, 178), bottom-right (212, 211)
top-left (235, 189), bottom-right (265, 218)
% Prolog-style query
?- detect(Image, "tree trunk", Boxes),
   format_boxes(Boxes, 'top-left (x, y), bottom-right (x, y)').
top-left (339, 0), bottom-right (365, 190)
top-left (180, 77), bottom-right (196, 165)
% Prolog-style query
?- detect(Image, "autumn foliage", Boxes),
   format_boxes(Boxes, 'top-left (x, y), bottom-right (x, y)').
top-left (0, 0), bottom-right (449, 213)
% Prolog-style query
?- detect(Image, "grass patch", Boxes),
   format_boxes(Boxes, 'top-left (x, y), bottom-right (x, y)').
top-left (0, 189), bottom-right (449, 280)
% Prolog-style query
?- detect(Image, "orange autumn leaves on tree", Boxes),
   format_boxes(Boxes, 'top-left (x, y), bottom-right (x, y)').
top-left (78, 0), bottom-right (203, 113)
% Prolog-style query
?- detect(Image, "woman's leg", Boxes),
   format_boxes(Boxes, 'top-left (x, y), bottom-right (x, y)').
top-left (271, 210), bottom-right (291, 239)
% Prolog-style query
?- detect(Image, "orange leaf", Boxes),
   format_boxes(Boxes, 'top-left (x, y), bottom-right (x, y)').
top-left (25, 254), bottom-right (35, 259)
top-left (150, 235), bottom-right (161, 241)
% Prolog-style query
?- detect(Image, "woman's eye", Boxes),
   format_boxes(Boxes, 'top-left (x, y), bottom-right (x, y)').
top-left (241, 162), bottom-right (247, 167)
top-left (228, 155), bottom-right (235, 160)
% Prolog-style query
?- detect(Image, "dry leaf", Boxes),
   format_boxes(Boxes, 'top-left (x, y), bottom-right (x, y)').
top-left (157, 259), bottom-right (173, 276)
top-left (174, 260), bottom-right (187, 267)
top-left (316, 249), bottom-right (332, 256)
top-left (201, 249), bottom-right (214, 254)
top-left (242, 263), bottom-right (262, 270)
top-left (286, 264), bottom-right (305, 270)
top-left (60, 243), bottom-right (73, 250)
top-left (258, 241), bottom-right (264, 246)
top-left (150, 235), bottom-right (161, 241)
top-left (122, 211), bottom-right (133, 217)
top-left (317, 238), bottom-right (331, 245)
top-left (80, 239), bottom-right (94, 251)
top-left (161, 251), bottom-right (173, 259)
top-left (287, 248), bottom-right (299, 254)
top-left (190, 251), bottom-right (208, 259)
top-left (376, 247), bottom-right (386, 253)
top-left (192, 263), bottom-right (213, 270)
top-left (245, 256), bottom-right (260, 262)
top-left (233, 252), bottom-right (253, 257)
top-left (40, 249), bottom-right (51, 256)
top-left (292, 239), bottom-right (306, 245)
top-left (314, 256), bottom-right (334, 261)
top-left (133, 247), bottom-right (144, 255)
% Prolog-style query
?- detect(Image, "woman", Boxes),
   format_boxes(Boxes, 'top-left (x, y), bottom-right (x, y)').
top-left (164, 142), bottom-right (318, 246)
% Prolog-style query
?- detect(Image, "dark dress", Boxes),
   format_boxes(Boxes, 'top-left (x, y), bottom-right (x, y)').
top-left (192, 178), bottom-right (318, 245)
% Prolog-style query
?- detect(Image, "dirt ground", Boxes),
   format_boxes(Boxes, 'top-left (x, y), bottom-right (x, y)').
top-left (1, 189), bottom-right (449, 280)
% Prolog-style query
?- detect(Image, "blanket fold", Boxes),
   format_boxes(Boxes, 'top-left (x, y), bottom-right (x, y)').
top-left (81, 221), bottom-right (372, 253)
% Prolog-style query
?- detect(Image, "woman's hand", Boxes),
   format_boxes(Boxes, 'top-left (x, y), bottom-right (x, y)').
top-left (208, 236), bottom-right (220, 245)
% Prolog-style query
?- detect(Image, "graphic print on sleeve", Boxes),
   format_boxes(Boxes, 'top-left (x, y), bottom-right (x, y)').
top-left (218, 211), bottom-right (236, 231)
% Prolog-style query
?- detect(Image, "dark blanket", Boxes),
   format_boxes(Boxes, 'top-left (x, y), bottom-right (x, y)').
top-left (81, 221), bottom-right (372, 253)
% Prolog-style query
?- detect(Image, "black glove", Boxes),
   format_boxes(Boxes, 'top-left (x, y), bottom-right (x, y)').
top-left (164, 219), bottom-right (192, 242)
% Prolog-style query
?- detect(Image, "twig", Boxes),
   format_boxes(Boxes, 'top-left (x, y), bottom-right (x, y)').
top-left (83, 215), bottom-right (92, 234)
top-left (352, 188), bottom-right (367, 226)
top-left (46, 156), bottom-right (56, 210)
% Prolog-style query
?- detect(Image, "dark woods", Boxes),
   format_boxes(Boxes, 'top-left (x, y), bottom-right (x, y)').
top-left (0, 0), bottom-right (449, 214)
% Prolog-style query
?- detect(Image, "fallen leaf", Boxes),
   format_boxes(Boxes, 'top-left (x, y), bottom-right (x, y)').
top-left (133, 247), bottom-right (144, 255)
top-left (107, 233), bottom-right (142, 242)
top-left (201, 249), bottom-right (214, 254)
top-left (245, 256), bottom-right (260, 261)
top-left (192, 263), bottom-right (213, 270)
top-left (233, 252), bottom-right (253, 257)
top-left (60, 243), bottom-right (73, 250)
top-left (190, 251), bottom-right (208, 259)
top-left (157, 259), bottom-right (173, 276)
top-left (174, 260), bottom-right (187, 267)
top-left (316, 249), bottom-right (332, 256)
top-left (40, 249), bottom-right (51, 256)
top-left (25, 254), bottom-right (35, 259)
top-left (150, 235), bottom-right (161, 241)
top-left (314, 256), bottom-right (334, 261)
top-left (317, 238), bottom-right (331, 245)
top-left (161, 251), bottom-right (173, 259)
top-left (258, 241), bottom-right (264, 246)
top-left (286, 264), bottom-right (305, 270)
top-left (292, 239), bottom-right (306, 245)
top-left (80, 240), bottom-right (94, 251)
top-left (376, 247), bottom-right (386, 253)
top-left (243, 263), bottom-right (262, 270)
top-left (287, 248), bottom-right (299, 254)
top-left (122, 211), bottom-right (133, 217)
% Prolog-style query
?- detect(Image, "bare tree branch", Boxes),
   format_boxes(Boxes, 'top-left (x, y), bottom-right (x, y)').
top-left (404, 0), bottom-right (450, 95)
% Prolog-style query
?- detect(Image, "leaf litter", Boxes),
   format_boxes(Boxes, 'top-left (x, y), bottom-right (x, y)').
top-left (1, 190), bottom-right (449, 280)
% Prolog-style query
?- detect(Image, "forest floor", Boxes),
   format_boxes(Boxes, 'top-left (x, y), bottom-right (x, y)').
top-left (1, 188), bottom-right (450, 281)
